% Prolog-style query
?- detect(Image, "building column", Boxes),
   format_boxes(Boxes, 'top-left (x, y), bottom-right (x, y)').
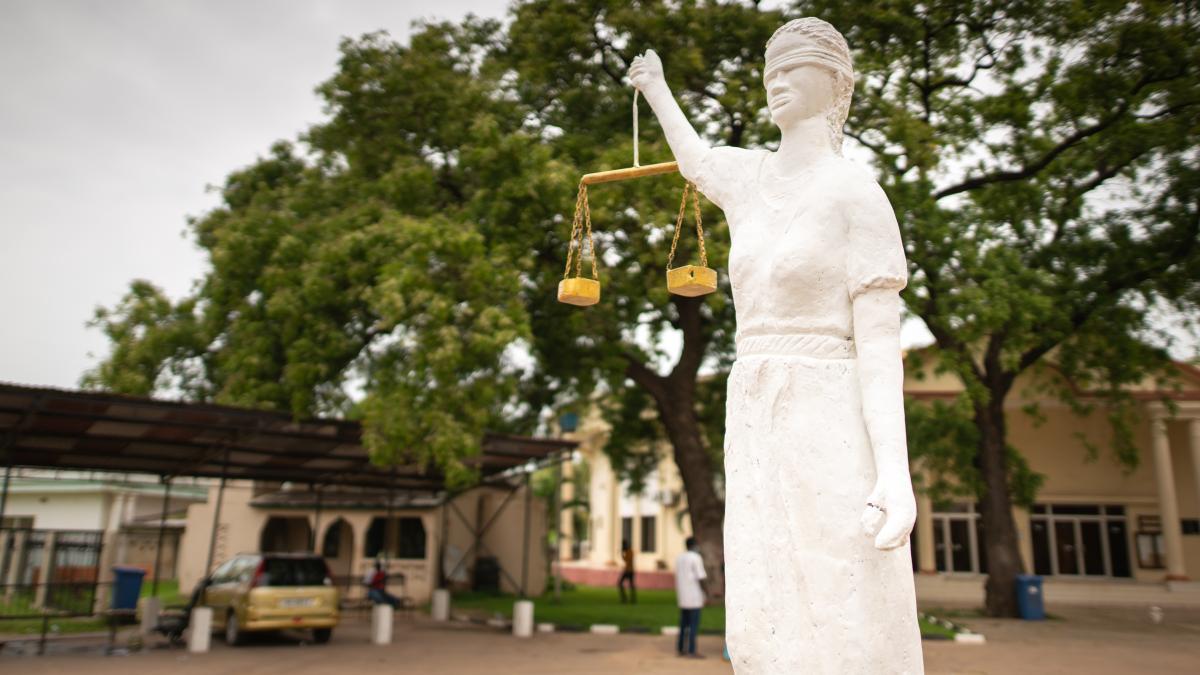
top-left (1151, 418), bottom-right (1188, 580)
top-left (33, 532), bottom-right (58, 608)
top-left (559, 461), bottom-right (574, 561)
top-left (1013, 505), bottom-right (1034, 574)
top-left (608, 466), bottom-right (619, 566)
top-left (94, 492), bottom-right (127, 609)
top-left (915, 493), bottom-right (936, 574)
top-left (1190, 419), bottom-right (1200, 523)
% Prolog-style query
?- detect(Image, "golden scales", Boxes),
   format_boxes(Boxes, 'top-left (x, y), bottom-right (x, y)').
top-left (557, 92), bottom-right (717, 307)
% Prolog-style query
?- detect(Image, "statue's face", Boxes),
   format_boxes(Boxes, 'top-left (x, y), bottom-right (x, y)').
top-left (765, 62), bottom-right (836, 129)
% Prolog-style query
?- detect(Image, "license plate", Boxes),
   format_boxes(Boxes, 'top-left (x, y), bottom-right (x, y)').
top-left (280, 598), bottom-right (316, 608)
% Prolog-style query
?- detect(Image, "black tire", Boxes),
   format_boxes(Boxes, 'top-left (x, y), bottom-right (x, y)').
top-left (225, 611), bottom-right (244, 646)
top-left (312, 628), bottom-right (333, 644)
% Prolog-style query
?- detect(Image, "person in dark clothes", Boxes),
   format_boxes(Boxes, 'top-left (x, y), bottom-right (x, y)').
top-left (617, 540), bottom-right (637, 604)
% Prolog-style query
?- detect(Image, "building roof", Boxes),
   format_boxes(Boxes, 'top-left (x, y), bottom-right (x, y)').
top-left (0, 383), bottom-right (574, 493)
top-left (249, 488), bottom-right (443, 510)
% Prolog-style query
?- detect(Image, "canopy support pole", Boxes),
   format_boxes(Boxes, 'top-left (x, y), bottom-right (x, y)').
top-left (151, 476), bottom-right (172, 596)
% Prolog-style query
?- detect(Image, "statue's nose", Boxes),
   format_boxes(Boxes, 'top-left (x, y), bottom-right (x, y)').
top-left (766, 73), bottom-right (789, 97)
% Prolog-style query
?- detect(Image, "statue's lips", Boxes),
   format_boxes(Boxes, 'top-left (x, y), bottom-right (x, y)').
top-left (768, 94), bottom-right (792, 110)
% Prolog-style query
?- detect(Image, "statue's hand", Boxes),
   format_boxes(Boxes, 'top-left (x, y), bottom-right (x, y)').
top-left (860, 479), bottom-right (917, 551)
top-left (628, 49), bottom-right (666, 91)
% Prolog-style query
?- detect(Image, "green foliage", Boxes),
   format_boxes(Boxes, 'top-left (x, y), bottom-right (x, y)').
top-left (808, 0), bottom-right (1200, 500)
top-left (85, 1), bottom-right (1199, 515)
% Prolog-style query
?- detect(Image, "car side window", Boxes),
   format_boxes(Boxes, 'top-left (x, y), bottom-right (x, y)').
top-left (235, 557), bottom-right (257, 584)
top-left (211, 558), bottom-right (237, 583)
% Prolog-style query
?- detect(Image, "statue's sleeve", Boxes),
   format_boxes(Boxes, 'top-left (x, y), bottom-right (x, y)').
top-left (684, 146), bottom-right (755, 212)
top-left (845, 181), bottom-right (908, 301)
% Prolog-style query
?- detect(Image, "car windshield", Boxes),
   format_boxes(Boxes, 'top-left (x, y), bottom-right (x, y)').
top-left (259, 557), bottom-right (328, 587)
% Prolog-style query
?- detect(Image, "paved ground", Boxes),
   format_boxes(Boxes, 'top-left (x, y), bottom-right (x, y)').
top-left (5, 605), bottom-right (1200, 674)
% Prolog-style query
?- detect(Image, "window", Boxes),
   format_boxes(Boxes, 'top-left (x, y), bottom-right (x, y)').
top-left (640, 516), bottom-right (656, 553)
top-left (365, 517), bottom-right (427, 559)
top-left (621, 517), bottom-right (633, 549)
top-left (1136, 533), bottom-right (1166, 569)
top-left (931, 503), bottom-right (986, 574)
top-left (210, 558), bottom-right (238, 583)
top-left (321, 523), bottom-right (341, 558)
top-left (397, 518), bottom-right (426, 559)
top-left (1031, 504), bottom-right (1131, 577)
top-left (260, 556), bottom-right (329, 587)
top-left (1182, 519), bottom-right (1200, 535)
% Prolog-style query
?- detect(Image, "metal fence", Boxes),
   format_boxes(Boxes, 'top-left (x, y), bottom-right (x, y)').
top-left (0, 528), bottom-right (118, 655)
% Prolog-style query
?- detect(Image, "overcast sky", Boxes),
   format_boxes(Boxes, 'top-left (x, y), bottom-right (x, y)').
top-left (0, 0), bottom-right (512, 388)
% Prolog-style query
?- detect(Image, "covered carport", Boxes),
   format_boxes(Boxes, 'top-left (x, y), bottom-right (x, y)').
top-left (0, 383), bottom-right (574, 652)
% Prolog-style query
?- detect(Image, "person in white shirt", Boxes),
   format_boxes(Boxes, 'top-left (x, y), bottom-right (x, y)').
top-left (674, 537), bottom-right (707, 657)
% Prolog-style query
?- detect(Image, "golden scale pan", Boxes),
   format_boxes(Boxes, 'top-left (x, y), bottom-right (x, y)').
top-left (558, 92), bottom-right (717, 307)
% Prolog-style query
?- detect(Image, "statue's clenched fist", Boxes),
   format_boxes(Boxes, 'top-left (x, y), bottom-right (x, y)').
top-left (861, 479), bottom-right (917, 551)
top-left (628, 49), bottom-right (665, 91)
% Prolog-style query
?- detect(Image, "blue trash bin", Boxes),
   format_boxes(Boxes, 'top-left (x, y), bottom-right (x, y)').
top-left (112, 566), bottom-right (146, 610)
top-left (1015, 574), bottom-right (1045, 620)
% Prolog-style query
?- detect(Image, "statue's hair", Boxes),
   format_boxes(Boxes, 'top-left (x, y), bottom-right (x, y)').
top-left (765, 18), bottom-right (854, 155)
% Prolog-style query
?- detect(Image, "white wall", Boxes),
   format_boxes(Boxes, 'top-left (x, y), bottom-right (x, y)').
top-left (2, 492), bottom-right (106, 530)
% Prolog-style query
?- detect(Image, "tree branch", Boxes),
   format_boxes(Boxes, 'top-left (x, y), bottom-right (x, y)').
top-left (934, 106), bottom-right (1131, 200)
top-left (622, 351), bottom-right (667, 402)
top-left (1017, 203), bottom-right (1200, 373)
top-left (935, 69), bottom-right (1188, 200)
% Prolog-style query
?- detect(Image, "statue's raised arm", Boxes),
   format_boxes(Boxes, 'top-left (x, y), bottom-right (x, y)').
top-left (627, 50), bottom-right (711, 182)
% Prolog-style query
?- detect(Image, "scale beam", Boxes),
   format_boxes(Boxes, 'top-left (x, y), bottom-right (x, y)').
top-left (580, 161), bottom-right (679, 186)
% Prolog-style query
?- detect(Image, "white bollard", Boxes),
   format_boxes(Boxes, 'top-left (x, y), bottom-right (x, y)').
top-left (512, 600), bottom-right (534, 638)
top-left (140, 596), bottom-right (162, 635)
top-left (371, 604), bottom-right (393, 645)
top-left (187, 607), bottom-right (212, 653)
top-left (431, 588), bottom-right (451, 622)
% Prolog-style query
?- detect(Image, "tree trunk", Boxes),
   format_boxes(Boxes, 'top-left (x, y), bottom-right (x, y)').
top-left (622, 296), bottom-right (725, 602)
top-left (655, 385), bottom-right (726, 602)
top-left (974, 391), bottom-right (1025, 617)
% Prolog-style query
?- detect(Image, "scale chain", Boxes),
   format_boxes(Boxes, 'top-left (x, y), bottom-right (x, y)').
top-left (563, 184), bottom-right (586, 280)
top-left (667, 182), bottom-right (706, 270)
top-left (562, 183), bottom-right (599, 281)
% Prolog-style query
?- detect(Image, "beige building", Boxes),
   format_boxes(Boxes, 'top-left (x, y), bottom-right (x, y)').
top-left (178, 481), bottom-right (548, 604)
top-left (559, 356), bottom-right (1200, 600)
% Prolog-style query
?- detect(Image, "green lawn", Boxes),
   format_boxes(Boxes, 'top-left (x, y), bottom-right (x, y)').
top-left (0, 577), bottom-right (188, 637)
top-left (449, 585), bottom-right (958, 639)
top-left (140, 578), bottom-right (189, 607)
top-left (453, 586), bottom-right (725, 633)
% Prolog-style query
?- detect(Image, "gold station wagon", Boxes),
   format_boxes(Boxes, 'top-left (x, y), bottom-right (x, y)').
top-left (202, 553), bottom-right (339, 645)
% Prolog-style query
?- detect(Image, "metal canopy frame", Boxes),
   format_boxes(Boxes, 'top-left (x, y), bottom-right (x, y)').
top-left (0, 382), bottom-right (574, 608)
top-left (0, 383), bottom-right (574, 490)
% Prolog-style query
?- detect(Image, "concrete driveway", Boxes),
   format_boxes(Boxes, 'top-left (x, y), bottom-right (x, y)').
top-left (6, 605), bottom-right (1200, 674)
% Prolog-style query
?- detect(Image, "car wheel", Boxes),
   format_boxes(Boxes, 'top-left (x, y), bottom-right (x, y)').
top-left (312, 628), bottom-right (333, 644)
top-left (225, 611), bottom-right (244, 646)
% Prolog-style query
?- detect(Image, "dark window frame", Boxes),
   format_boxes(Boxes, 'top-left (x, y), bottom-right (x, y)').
top-left (639, 515), bottom-right (656, 553)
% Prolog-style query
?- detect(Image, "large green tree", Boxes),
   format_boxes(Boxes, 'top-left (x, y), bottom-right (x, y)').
top-left (88, 1), bottom-right (1199, 614)
top-left (811, 0), bottom-right (1200, 615)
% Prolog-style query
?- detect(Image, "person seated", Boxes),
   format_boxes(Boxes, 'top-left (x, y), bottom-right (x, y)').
top-left (364, 560), bottom-right (404, 608)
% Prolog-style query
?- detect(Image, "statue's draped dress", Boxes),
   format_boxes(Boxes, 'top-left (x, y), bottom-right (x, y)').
top-left (693, 147), bottom-right (924, 674)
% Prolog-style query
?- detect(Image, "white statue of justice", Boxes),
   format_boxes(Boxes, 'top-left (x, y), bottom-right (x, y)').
top-left (628, 17), bottom-right (924, 674)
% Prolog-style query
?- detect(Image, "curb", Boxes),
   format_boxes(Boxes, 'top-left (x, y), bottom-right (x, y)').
top-left (918, 611), bottom-right (986, 644)
top-left (448, 612), bottom-right (985, 645)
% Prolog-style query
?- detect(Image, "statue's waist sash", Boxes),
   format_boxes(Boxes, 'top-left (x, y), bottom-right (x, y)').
top-left (735, 333), bottom-right (855, 360)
